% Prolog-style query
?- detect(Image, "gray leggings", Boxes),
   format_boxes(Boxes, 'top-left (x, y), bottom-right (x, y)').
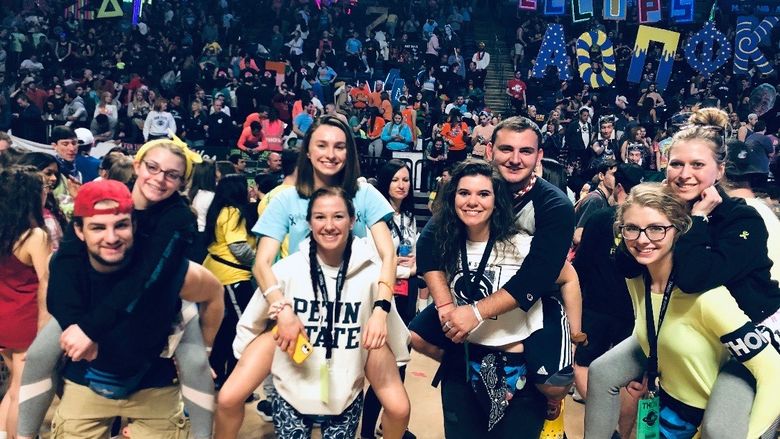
top-left (17, 316), bottom-right (215, 439)
top-left (584, 336), bottom-right (776, 439)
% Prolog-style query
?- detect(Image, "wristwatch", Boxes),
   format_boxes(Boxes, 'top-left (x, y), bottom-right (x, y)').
top-left (373, 299), bottom-right (392, 313)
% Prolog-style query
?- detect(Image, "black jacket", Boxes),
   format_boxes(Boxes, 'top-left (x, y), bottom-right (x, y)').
top-left (48, 193), bottom-right (196, 374)
top-left (617, 187), bottom-right (780, 322)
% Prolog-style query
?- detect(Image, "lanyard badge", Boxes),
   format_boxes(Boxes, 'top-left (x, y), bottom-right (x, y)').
top-left (636, 271), bottom-right (675, 439)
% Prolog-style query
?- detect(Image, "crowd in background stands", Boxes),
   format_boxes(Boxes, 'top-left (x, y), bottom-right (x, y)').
top-left (0, 0), bottom-right (778, 196)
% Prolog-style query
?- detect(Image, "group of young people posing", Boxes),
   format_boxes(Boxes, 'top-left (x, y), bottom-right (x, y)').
top-left (2, 107), bottom-right (780, 439)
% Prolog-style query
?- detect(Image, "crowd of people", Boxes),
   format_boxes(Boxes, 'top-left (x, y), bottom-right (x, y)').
top-left (1, 0), bottom-right (780, 438)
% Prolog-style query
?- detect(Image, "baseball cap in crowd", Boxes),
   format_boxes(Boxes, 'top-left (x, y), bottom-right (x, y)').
top-left (726, 140), bottom-right (766, 177)
top-left (614, 163), bottom-right (645, 193)
top-left (75, 128), bottom-right (94, 146)
top-left (73, 179), bottom-right (134, 218)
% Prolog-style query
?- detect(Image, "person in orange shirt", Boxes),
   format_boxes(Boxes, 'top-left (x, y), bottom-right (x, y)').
top-left (350, 81), bottom-right (370, 110)
top-left (399, 97), bottom-right (418, 147)
top-left (367, 80), bottom-right (383, 108)
top-left (366, 107), bottom-right (386, 157)
top-left (380, 91), bottom-right (393, 121)
top-left (237, 121), bottom-right (263, 153)
top-left (440, 109), bottom-right (470, 164)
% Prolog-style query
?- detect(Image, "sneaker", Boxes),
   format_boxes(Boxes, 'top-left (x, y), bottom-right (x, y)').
top-left (245, 392), bottom-right (260, 404)
top-left (539, 399), bottom-right (565, 439)
top-left (255, 399), bottom-right (273, 422)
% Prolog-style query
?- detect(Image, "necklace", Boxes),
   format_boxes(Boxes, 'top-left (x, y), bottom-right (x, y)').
top-left (514, 174), bottom-right (537, 200)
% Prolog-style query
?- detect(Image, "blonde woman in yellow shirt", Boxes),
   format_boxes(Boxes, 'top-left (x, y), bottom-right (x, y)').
top-left (584, 183), bottom-right (780, 438)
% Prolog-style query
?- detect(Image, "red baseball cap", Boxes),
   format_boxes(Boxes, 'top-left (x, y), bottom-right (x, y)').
top-left (73, 180), bottom-right (134, 217)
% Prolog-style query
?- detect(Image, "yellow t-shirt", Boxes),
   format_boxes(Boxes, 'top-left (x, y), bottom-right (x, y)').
top-left (627, 277), bottom-right (780, 437)
top-left (203, 207), bottom-right (256, 285)
top-left (257, 183), bottom-right (293, 259)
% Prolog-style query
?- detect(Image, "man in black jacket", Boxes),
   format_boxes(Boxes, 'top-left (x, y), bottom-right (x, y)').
top-left (412, 117), bottom-right (576, 437)
top-left (22, 180), bottom-right (223, 439)
top-left (564, 107), bottom-right (593, 164)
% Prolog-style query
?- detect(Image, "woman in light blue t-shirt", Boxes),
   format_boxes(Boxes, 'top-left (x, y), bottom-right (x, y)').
top-left (214, 116), bottom-right (411, 439)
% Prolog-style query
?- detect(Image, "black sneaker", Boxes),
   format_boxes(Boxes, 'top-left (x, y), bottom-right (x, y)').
top-left (255, 399), bottom-right (273, 422)
top-left (245, 392), bottom-right (260, 404)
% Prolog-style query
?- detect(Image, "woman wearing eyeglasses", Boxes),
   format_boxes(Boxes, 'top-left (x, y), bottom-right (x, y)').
top-left (18, 138), bottom-right (222, 439)
top-left (584, 183), bottom-right (780, 439)
top-left (585, 109), bottom-right (780, 438)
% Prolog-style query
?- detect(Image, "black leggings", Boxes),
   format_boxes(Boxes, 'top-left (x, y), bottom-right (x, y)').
top-left (209, 280), bottom-right (255, 388)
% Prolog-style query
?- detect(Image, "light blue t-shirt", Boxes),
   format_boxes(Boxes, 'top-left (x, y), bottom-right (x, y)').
top-left (252, 182), bottom-right (394, 253)
top-left (294, 112), bottom-right (314, 135)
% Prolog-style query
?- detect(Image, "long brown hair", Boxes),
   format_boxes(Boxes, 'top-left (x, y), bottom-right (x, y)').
top-left (295, 116), bottom-right (361, 199)
top-left (0, 167), bottom-right (46, 256)
top-left (433, 159), bottom-right (518, 277)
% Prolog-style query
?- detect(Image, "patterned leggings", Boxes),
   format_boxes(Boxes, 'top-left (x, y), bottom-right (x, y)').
top-left (272, 393), bottom-right (364, 439)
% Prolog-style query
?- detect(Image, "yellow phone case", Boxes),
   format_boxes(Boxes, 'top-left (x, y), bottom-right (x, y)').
top-left (272, 326), bottom-right (313, 364)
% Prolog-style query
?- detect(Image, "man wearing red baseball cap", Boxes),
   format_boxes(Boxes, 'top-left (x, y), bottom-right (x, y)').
top-left (17, 180), bottom-right (223, 439)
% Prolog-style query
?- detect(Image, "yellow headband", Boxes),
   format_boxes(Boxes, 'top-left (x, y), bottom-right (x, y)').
top-left (134, 132), bottom-right (203, 180)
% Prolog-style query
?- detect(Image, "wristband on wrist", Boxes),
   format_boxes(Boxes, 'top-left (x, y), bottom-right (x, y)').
top-left (268, 299), bottom-right (293, 320)
top-left (205, 346), bottom-right (213, 354)
top-left (435, 301), bottom-right (453, 309)
top-left (691, 213), bottom-right (709, 222)
top-left (373, 299), bottom-right (392, 313)
top-left (571, 332), bottom-right (588, 346)
top-left (471, 303), bottom-right (484, 323)
top-left (262, 284), bottom-right (282, 298)
top-left (378, 280), bottom-right (394, 293)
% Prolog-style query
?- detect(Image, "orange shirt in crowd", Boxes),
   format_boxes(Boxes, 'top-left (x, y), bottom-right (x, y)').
top-left (380, 99), bottom-right (393, 121)
top-left (367, 117), bottom-right (386, 139)
top-left (441, 121), bottom-right (470, 151)
top-left (291, 100), bottom-right (303, 120)
top-left (402, 107), bottom-right (417, 143)
top-left (350, 86), bottom-right (370, 109)
top-left (242, 112), bottom-right (264, 129)
top-left (237, 125), bottom-right (262, 151)
top-left (261, 118), bottom-right (285, 151)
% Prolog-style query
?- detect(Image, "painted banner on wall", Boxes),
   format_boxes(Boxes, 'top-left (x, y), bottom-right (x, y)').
top-left (544, 0), bottom-right (566, 15)
top-left (603, 0), bottom-right (626, 20)
top-left (571, 0), bottom-right (594, 22)
top-left (576, 30), bottom-right (616, 88)
top-left (628, 25), bottom-right (680, 91)
top-left (638, 0), bottom-right (662, 23)
top-left (670, 0), bottom-right (694, 23)
top-left (684, 21), bottom-right (731, 77)
top-left (532, 24), bottom-right (571, 80)
top-left (734, 15), bottom-right (779, 76)
top-left (519, 0), bottom-right (538, 10)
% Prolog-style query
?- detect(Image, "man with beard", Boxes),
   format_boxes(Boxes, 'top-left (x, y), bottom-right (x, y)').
top-left (18, 180), bottom-right (222, 439)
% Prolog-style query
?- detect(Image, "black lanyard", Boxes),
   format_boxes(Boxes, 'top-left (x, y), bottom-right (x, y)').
top-left (644, 271), bottom-right (675, 394)
top-left (314, 260), bottom-right (348, 360)
top-left (458, 234), bottom-right (495, 303)
top-left (390, 214), bottom-right (406, 240)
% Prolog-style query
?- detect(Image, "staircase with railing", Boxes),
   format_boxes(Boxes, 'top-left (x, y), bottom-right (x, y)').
top-left (470, 8), bottom-right (515, 117)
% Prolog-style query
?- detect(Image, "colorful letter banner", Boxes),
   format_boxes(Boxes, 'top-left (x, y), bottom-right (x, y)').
top-left (628, 25), bottom-right (680, 91)
top-left (734, 16), bottom-right (779, 76)
top-left (519, 0), bottom-right (537, 11)
top-left (572, 0), bottom-right (593, 22)
top-left (670, 0), bottom-right (694, 23)
top-left (544, 0), bottom-right (565, 15)
top-left (684, 21), bottom-right (731, 77)
top-left (576, 30), bottom-right (616, 88)
top-left (532, 24), bottom-right (571, 80)
top-left (638, 0), bottom-right (661, 23)
top-left (603, 0), bottom-right (626, 20)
